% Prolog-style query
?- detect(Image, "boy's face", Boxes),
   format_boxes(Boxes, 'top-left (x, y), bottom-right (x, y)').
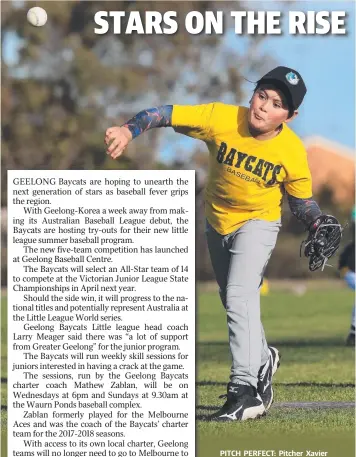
top-left (248, 83), bottom-right (297, 133)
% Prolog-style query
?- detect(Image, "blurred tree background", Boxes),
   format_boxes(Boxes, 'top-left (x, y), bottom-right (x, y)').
top-left (1, 1), bottom-right (353, 285)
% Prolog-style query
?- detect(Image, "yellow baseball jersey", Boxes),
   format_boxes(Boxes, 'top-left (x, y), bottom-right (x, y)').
top-left (172, 103), bottom-right (312, 235)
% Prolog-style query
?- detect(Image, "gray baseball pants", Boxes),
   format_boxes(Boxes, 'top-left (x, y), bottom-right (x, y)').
top-left (205, 219), bottom-right (281, 388)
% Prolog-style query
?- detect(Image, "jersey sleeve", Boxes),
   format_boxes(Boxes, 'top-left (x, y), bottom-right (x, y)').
top-left (283, 146), bottom-right (313, 199)
top-left (171, 103), bottom-right (216, 141)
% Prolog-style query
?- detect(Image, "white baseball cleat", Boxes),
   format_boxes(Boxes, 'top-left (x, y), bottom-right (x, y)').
top-left (209, 383), bottom-right (265, 422)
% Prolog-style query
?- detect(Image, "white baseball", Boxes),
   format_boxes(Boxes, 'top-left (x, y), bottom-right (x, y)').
top-left (27, 7), bottom-right (48, 27)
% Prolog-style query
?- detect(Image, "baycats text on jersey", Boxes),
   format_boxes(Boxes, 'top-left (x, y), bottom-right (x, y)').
top-left (216, 141), bottom-right (282, 186)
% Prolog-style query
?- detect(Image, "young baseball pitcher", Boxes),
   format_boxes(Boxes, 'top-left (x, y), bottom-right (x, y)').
top-left (104, 66), bottom-right (342, 421)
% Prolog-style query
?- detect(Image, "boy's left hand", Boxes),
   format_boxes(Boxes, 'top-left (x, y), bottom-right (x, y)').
top-left (303, 214), bottom-right (342, 271)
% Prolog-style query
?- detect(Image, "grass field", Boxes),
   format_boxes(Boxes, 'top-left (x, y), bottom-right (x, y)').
top-left (197, 287), bottom-right (355, 457)
top-left (1, 287), bottom-right (355, 456)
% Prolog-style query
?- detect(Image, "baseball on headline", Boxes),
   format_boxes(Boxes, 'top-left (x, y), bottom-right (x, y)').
top-left (27, 7), bottom-right (48, 27)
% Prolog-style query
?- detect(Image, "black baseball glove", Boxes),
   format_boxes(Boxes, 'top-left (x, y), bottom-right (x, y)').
top-left (301, 215), bottom-right (343, 271)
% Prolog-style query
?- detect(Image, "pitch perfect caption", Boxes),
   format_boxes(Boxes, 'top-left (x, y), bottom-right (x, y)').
top-left (220, 450), bottom-right (328, 456)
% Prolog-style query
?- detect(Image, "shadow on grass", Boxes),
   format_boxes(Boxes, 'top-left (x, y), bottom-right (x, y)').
top-left (197, 380), bottom-right (355, 387)
top-left (197, 339), bottom-right (354, 364)
top-left (1, 376), bottom-right (7, 412)
top-left (195, 414), bottom-right (213, 422)
top-left (195, 412), bottom-right (268, 421)
top-left (197, 405), bottom-right (216, 412)
top-left (198, 338), bottom-right (351, 350)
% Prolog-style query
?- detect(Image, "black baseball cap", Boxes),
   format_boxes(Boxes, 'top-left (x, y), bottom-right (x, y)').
top-left (256, 66), bottom-right (307, 112)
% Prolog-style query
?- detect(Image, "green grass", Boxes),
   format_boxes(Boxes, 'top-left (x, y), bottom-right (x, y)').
top-left (197, 288), bottom-right (355, 457)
